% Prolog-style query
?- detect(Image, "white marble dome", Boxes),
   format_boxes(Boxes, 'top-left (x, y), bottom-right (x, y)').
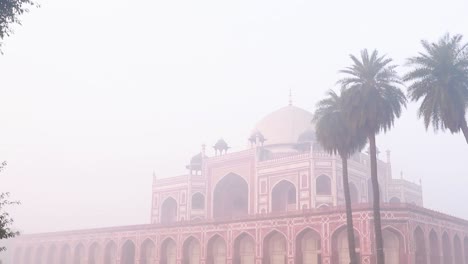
top-left (253, 105), bottom-right (314, 147)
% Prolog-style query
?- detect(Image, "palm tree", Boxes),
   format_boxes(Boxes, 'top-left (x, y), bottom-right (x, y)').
top-left (404, 34), bottom-right (468, 143)
top-left (339, 49), bottom-right (407, 264)
top-left (314, 89), bottom-right (367, 264)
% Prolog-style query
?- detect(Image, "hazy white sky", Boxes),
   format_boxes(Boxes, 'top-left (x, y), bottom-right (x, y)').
top-left (0, 0), bottom-right (467, 234)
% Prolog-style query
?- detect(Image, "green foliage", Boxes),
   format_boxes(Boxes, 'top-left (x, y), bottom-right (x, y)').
top-left (0, 162), bottom-right (19, 252)
top-left (404, 34), bottom-right (468, 136)
top-left (313, 89), bottom-right (367, 158)
top-left (0, 0), bottom-right (37, 50)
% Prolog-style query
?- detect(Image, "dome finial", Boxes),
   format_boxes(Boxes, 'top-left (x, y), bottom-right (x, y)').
top-left (289, 89), bottom-right (293, 106)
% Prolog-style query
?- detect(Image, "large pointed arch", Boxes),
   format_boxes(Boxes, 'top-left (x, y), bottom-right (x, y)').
top-left (73, 243), bottom-right (85, 264)
top-left (140, 238), bottom-right (156, 264)
top-left (295, 228), bottom-right (321, 264)
top-left (414, 227), bottom-right (427, 264)
top-left (88, 242), bottom-right (101, 264)
top-left (429, 229), bottom-right (440, 264)
top-left (331, 225), bottom-right (361, 264)
top-left (442, 232), bottom-right (453, 264)
top-left (382, 227), bottom-right (404, 264)
top-left (271, 180), bottom-right (296, 212)
top-left (262, 230), bottom-right (287, 264)
top-left (454, 235), bottom-right (463, 264)
top-left (121, 240), bottom-right (136, 264)
top-left (182, 236), bottom-right (201, 264)
top-left (233, 232), bottom-right (255, 264)
top-left (104, 241), bottom-right (117, 264)
top-left (213, 173), bottom-right (248, 218)
top-left (160, 237), bottom-right (177, 264)
top-left (46, 245), bottom-right (57, 264)
top-left (206, 234), bottom-right (227, 264)
top-left (160, 197), bottom-right (178, 224)
top-left (59, 244), bottom-right (72, 264)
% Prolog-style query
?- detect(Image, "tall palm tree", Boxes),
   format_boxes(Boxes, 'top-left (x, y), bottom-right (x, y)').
top-left (314, 89), bottom-right (367, 264)
top-left (404, 34), bottom-right (468, 143)
top-left (339, 49), bottom-right (407, 264)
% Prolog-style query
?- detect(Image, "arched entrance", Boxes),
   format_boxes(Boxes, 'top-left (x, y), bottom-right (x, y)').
top-left (47, 245), bottom-right (57, 264)
top-left (183, 237), bottom-right (201, 264)
top-left (161, 197), bottom-right (178, 224)
top-left (213, 173), bottom-right (248, 218)
top-left (262, 231), bottom-right (287, 264)
top-left (233, 233), bottom-right (255, 264)
top-left (389, 197), bottom-right (401, 204)
top-left (35, 246), bottom-right (44, 264)
top-left (207, 235), bottom-right (227, 264)
top-left (332, 226), bottom-right (360, 264)
top-left (414, 227), bottom-right (427, 264)
top-left (121, 240), bottom-right (136, 264)
top-left (140, 239), bottom-right (156, 264)
top-left (454, 235), bottom-right (463, 264)
top-left (442, 232), bottom-right (453, 264)
top-left (104, 241), bottom-right (117, 264)
top-left (383, 229), bottom-right (402, 264)
top-left (349, 182), bottom-right (359, 204)
top-left (74, 243), bottom-right (85, 264)
top-left (295, 228), bottom-right (321, 264)
top-left (60, 245), bottom-right (72, 264)
top-left (160, 238), bottom-right (177, 264)
top-left (271, 180), bottom-right (296, 212)
top-left (429, 230), bottom-right (440, 264)
top-left (88, 242), bottom-right (101, 264)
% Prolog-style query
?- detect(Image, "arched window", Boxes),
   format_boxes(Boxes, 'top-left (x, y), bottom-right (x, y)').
top-left (206, 235), bottom-right (226, 264)
top-left (213, 173), bottom-right (248, 218)
top-left (271, 180), bottom-right (297, 212)
top-left (316, 175), bottom-right (331, 195)
top-left (429, 230), bottom-right (440, 264)
top-left (191, 193), bottom-right (205, 210)
top-left (442, 232), bottom-right (452, 264)
top-left (389, 197), bottom-right (401, 204)
top-left (295, 228), bottom-right (321, 264)
top-left (233, 233), bottom-right (255, 264)
top-left (121, 240), bottom-right (136, 264)
top-left (263, 231), bottom-right (287, 264)
top-left (161, 197), bottom-right (178, 224)
top-left (140, 239), bottom-right (156, 264)
top-left (414, 227), bottom-right (427, 264)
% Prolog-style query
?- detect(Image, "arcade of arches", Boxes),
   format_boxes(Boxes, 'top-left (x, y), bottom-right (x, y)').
top-left (19, 225), bottom-right (466, 264)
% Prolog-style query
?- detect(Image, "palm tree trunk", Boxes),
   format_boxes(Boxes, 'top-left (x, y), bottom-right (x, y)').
top-left (461, 121), bottom-right (468, 144)
top-left (369, 133), bottom-right (385, 264)
top-left (341, 154), bottom-right (358, 264)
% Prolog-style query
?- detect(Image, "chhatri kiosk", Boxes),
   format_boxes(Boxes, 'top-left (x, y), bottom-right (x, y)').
top-left (11, 103), bottom-right (468, 264)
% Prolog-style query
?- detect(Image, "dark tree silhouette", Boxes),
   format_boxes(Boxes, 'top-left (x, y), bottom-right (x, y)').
top-left (339, 49), bottom-right (407, 264)
top-left (314, 89), bottom-right (367, 264)
top-left (404, 33), bottom-right (468, 143)
top-left (0, 0), bottom-right (37, 50)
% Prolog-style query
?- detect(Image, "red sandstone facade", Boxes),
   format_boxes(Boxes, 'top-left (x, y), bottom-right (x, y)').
top-left (10, 105), bottom-right (468, 264)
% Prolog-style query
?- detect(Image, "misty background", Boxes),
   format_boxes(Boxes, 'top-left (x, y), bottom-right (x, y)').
top-left (0, 0), bottom-right (467, 234)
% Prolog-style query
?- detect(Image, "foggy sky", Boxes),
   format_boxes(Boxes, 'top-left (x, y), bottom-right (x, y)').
top-left (0, 0), bottom-right (467, 234)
